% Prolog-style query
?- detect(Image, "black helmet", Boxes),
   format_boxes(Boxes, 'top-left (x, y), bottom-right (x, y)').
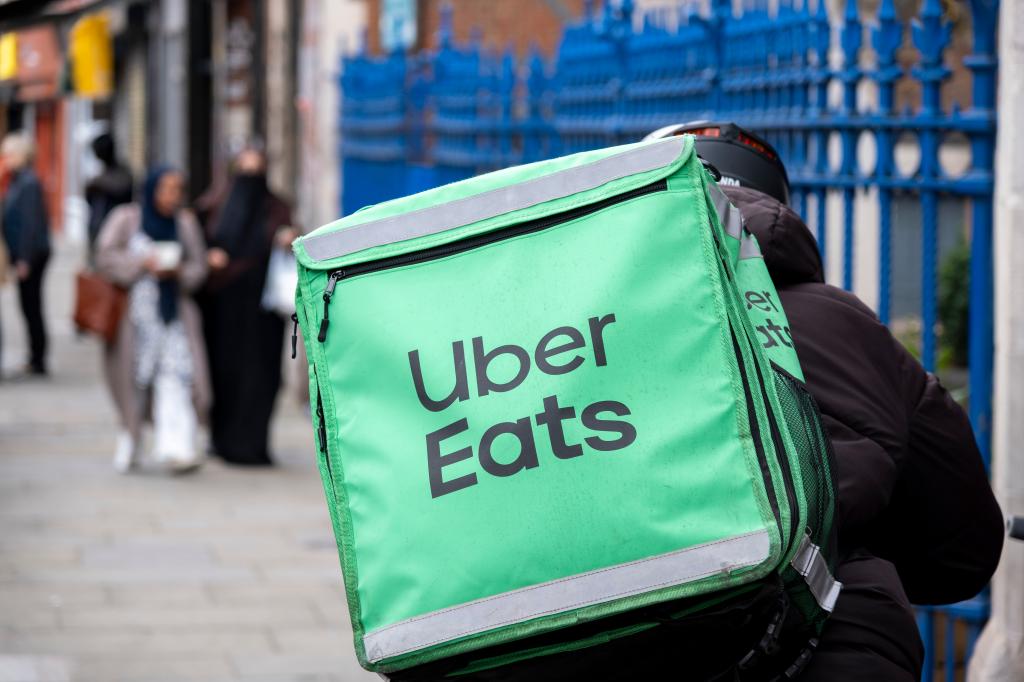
top-left (644, 121), bottom-right (790, 206)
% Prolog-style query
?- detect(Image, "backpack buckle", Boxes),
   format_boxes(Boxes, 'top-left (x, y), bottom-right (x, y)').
top-left (780, 637), bottom-right (819, 679)
top-left (737, 590), bottom-right (790, 670)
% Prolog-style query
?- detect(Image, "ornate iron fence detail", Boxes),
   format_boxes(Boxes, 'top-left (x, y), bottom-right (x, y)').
top-left (337, 43), bottom-right (407, 216)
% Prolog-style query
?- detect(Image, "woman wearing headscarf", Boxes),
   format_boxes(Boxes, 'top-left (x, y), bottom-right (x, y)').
top-left (96, 167), bottom-right (210, 473)
top-left (201, 147), bottom-right (295, 466)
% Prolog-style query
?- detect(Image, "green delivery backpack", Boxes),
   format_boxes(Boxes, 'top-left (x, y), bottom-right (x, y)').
top-left (293, 136), bottom-right (840, 679)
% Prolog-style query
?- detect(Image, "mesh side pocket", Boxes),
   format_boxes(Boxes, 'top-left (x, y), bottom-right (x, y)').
top-left (771, 366), bottom-right (838, 570)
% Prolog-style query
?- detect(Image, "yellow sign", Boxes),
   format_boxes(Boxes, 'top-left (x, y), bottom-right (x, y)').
top-left (0, 33), bottom-right (17, 81)
top-left (69, 13), bottom-right (113, 98)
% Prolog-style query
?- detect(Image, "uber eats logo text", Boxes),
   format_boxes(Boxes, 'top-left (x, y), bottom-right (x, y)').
top-left (744, 290), bottom-right (794, 350)
top-left (407, 314), bottom-right (637, 499)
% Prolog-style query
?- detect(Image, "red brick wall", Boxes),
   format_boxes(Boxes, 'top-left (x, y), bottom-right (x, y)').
top-left (365, 0), bottom-right (597, 58)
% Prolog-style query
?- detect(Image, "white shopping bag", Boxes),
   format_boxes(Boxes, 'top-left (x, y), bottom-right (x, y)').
top-left (152, 372), bottom-right (199, 470)
top-left (261, 247), bottom-right (298, 316)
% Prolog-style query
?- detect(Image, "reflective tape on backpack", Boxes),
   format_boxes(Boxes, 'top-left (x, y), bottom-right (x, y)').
top-left (362, 529), bottom-right (770, 663)
top-left (303, 136), bottom-right (687, 263)
top-left (709, 183), bottom-right (743, 241)
top-left (790, 534), bottom-right (842, 613)
top-left (740, 233), bottom-right (762, 260)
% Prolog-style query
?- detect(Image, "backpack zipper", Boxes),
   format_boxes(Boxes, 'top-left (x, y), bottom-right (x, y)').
top-left (316, 179), bottom-right (669, 343)
top-left (730, 324), bottom-right (784, 544)
top-left (746, 335), bottom-right (800, 553)
top-left (706, 188), bottom-right (797, 552)
top-left (316, 388), bottom-right (330, 472)
top-left (317, 274), bottom-right (340, 342)
top-left (290, 313), bottom-right (300, 359)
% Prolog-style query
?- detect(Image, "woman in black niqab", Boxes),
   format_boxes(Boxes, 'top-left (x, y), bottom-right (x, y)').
top-left (201, 149), bottom-right (293, 466)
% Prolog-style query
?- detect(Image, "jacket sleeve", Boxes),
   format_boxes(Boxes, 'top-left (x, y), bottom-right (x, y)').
top-left (824, 415), bottom-right (898, 536)
top-left (96, 206), bottom-right (146, 286)
top-left (177, 211), bottom-right (208, 294)
top-left (868, 369), bottom-right (1004, 605)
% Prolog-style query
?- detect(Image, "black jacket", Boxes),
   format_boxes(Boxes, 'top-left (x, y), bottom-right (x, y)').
top-left (3, 169), bottom-right (51, 265)
top-left (391, 187), bottom-right (1004, 681)
top-left (723, 185), bottom-right (1004, 606)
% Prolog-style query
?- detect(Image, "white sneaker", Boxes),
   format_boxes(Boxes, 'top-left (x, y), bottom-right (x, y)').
top-left (113, 431), bottom-right (137, 474)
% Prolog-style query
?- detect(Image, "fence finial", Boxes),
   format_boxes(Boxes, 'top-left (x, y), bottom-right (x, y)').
top-left (913, 0), bottom-right (952, 66)
top-left (814, 0), bottom-right (827, 22)
top-left (438, 2), bottom-right (454, 49)
top-left (620, 0), bottom-right (635, 24)
top-left (793, 0), bottom-right (809, 21)
top-left (872, 0), bottom-right (902, 69)
top-left (713, 0), bottom-right (731, 22)
top-left (841, 0), bottom-right (862, 63)
top-left (810, 0), bottom-right (829, 67)
top-left (912, 0), bottom-right (952, 116)
top-left (676, 4), bottom-right (689, 28)
top-left (527, 43), bottom-right (544, 77)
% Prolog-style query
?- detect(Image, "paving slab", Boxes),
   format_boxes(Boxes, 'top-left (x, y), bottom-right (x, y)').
top-left (0, 241), bottom-right (376, 681)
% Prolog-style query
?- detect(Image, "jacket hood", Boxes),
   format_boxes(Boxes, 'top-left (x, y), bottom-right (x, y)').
top-left (721, 185), bottom-right (824, 285)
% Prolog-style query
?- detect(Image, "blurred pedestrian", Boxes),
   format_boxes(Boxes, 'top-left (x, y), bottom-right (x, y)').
top-left (84, 132), bottom-right (132, 263)
top-left (2, 131), bottom-right (51, 376)
top-left (95, 166), bottom-right (210, 473)
top-left (0, 236), bottom-right (8, 376)
top-left (201, 147), bottom-right (295, 466)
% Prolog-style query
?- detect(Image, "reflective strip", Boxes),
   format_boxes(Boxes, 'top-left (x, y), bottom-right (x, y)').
top-left (708, 183), bottom-right (742, 240)
top-left (709, 181), bottom-right (729, 221)
top-left (790, 535), bottom-right (842, 613)
top-left (710, 181), bottom-right (757, 257)
top-left (363, 529), bottom-right (771, 663)
top-left (723, 203), bottom-right (744, 241)
top-left (740, 234), bottom-right (763, 260)
top-left (303, 136), bottom-right (687, 262)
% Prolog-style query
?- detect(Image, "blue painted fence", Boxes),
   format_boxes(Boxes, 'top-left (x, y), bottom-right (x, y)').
top-left (338, 0), bottom-right (999, 678)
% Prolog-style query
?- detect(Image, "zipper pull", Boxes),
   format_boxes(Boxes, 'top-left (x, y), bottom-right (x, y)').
top-left (316, 393), bottom-right (328, 454)
top-left (317, 272), bottom-right (341, 343)
top-left (290, 313), bottom-right (299, 359)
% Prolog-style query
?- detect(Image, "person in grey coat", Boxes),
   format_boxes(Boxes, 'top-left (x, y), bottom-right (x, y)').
top-left (2, 132), bottom-right (51, 375)
top-left (96, 166), bottom-right (211, 473)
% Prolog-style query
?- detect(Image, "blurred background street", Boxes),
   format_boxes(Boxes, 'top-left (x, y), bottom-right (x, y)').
top-left (0, 0), bottom-right (1019, 680)
top-left (0, 242), bottom-right (374, 681)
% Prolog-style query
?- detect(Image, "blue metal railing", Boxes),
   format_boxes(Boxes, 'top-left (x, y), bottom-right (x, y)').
top-left (338, 1), bottom-right (999, 678)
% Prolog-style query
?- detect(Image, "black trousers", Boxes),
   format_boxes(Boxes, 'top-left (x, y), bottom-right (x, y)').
top-left (17, 252), bottom-right (49, 372)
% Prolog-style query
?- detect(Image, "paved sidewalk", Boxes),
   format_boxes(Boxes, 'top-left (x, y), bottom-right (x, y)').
top-left (0, 242), bottom-right (377, 682)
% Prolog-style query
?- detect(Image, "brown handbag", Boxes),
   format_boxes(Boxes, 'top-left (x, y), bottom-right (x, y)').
top-left (73, 271), bottom-right (128, 344)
